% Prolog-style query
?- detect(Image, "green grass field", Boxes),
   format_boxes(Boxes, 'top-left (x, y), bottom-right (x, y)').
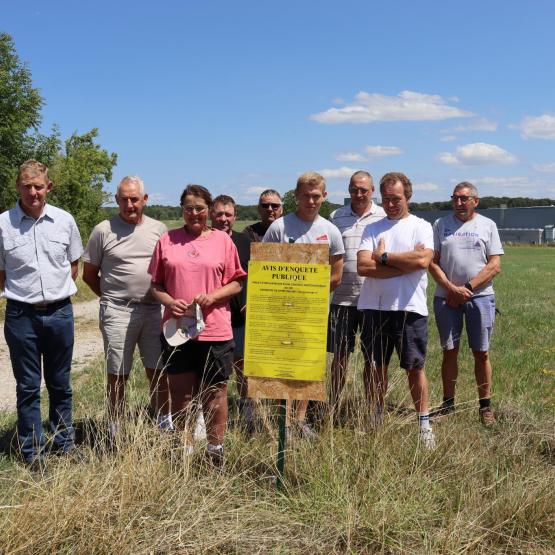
top-left (0, 245), bottom-right (553, 553)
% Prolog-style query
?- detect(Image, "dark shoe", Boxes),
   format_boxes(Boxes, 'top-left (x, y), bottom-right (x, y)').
top-left (206, 445), bottom-right (225, 469)
top-left (25, 456), bottom-right (46, 474)
top-left (479, 406), bottom-right (496, 427)
top-left (430, 403), bottom-right (455, 419)
top-left (298, 421), bottom-right (317, 440)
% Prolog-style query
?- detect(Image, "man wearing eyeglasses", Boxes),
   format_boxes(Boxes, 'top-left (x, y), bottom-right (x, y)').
top-left (244, 190), bottom-right (283, 242)
top-left (357, 172), bottom-right (436, 449)
top-left (83, 176), bottom-right (170, 437)
top-left (429, 182), bottom-right (503, 426)
top-left (327, 171), bottom-right (385, 411)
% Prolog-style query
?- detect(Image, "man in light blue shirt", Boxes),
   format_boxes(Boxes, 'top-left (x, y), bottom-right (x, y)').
top-left (0, 160), bottom-right (83, 468)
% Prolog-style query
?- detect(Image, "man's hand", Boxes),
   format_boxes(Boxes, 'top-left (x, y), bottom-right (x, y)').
top-left (446, 285), bottom-right (472, 307)
top-left (371, 238), bottom-right (385, 263)
top-left (169, 298), bottom-right (190, 318)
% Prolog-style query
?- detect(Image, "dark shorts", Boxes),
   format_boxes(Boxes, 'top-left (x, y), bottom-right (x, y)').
top-left (360, 310), bottom-right (428, 371)
top-left (327, 305), bottom-right (365, 354)
top-left (160, 335), bottom-right (235, 385)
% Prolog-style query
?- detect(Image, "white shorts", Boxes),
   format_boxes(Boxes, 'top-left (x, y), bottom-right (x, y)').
top-left (99, 300), bottom-right (163, 376)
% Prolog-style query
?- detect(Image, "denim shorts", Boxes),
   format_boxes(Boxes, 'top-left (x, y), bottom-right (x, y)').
top-left (327, 304), bottom-right (365, 354)
top-left (433, 295), bottom-right (496, 352)
top-left (160, 336), bottom-right (235, 386)
top-left (99, 300), bottom-right (163, 375)
top-left (360, 310), bottom-right (428, 370)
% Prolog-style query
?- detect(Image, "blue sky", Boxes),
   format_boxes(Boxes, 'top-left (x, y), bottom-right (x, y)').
top-left (3, 0), bottom-right (555, 205)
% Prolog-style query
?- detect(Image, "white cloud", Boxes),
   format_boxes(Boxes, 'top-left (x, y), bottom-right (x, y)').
top-left (311, 90), bottom-right (473, 124)
top-left (440, 135), bottom-right (457, 142)
top-left (519, 114), bottom-right (555, 140)
top-left (319, 167), bottom-right (357, 179)
top-left (451, 118), bottom-right (498, 132)
top-left (327, 189), bottom-right (348, 201)
top-left (364, 145), bottom-right (403, 157)
top-left (439, 143), bottom-right (517, 166)
top-left (474, 176), bottom-right (529, 188)
top-left (466, 176), bottom-right (555, 198)
top-left (533, 163), bottom-right (555, 173)
top-left (414, 182), bottom-right (439, 191)
top-left (335, 152), bottom-right (367, 162)
top-left (147, 193), bottom-right (169, 203)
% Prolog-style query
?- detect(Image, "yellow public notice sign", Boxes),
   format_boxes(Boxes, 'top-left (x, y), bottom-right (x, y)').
top-left (244, 260), bottom-right (330, 381)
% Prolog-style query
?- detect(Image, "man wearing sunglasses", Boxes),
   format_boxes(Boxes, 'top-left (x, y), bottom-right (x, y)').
top-left (327, 171), bottom-right (385, 412)
top-left (244, 190), bottom-right (283, 242)
top-left (429, 182), bottom-right (503, 426)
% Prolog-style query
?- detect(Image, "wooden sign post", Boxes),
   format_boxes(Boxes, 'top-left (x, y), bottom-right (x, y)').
top-left (244, 243), bottom-right (330, 487)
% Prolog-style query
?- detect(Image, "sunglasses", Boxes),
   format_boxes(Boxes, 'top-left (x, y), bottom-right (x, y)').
top-left (451, 195), bottom-right (475, 204)
top-left (260, 203), bottom-right (282, 209)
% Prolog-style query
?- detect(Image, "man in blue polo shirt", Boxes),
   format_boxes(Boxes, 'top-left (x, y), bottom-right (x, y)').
top-left (0, 160), bottom-right (83, 468)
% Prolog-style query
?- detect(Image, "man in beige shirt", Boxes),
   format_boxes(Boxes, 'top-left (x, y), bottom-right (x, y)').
top-left (83, 176), bottom-right (169, 435)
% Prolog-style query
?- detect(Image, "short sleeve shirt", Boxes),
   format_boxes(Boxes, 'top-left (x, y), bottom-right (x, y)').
top-left (329, 202), bottom-right (386, 306)
top-left (357, 214), bottom-right (433, 316)
top-left (0, 202), bottom-right (83, 303)
top-left (262, 213), bottom-right (345, 256)
top-left (83, 214), bottom-right (167, 303)
top-left (148, 227), bottom-right (247, 341)
top-left (433, 213), bottom-right (504, 298)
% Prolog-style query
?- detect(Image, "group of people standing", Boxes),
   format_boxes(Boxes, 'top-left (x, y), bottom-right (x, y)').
top-left (0, 160), bottom-right (502, 468)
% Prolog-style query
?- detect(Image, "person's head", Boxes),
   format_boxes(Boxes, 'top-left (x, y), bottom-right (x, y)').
top-left (257, 189), bottom-right (283, 227)
top-left (115, 176), bottom-right (148, 225)
top-left (295, 172), bottom-right (327, 222)
top-left (379, 172), bottom-right (412, 220)
top-left (180, 184), bottom-right (212, 236)
top-left (451, 181), bottom-right (479, 222)
top-left (210, 194), bottom-right (236, 235)
top-left (348, 170), bottom-right (374, 214)
top-left (16, 160), bottom-right (53, 218)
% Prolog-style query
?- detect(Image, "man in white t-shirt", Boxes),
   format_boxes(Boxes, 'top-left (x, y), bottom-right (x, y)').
top-left (429, 182), bottom-right (503, 426)
top-left (357, 172), bottom-right (436, 448)
top-left (328, 171), bottom-right (386, 410)
top-left (83, 176), bottom-right (170, 435)
top-left (264, 171), bottom-right (344, 438)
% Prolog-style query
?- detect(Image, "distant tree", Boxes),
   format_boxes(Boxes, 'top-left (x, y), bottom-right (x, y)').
top-left (49, 129), bottom-right (117, 238)
top-left (0, 33), bottom-right (44, 212)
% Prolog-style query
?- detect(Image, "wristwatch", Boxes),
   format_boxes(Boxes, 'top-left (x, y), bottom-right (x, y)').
top-left (380, 252), bottom-right (388, 266)
top-left (464, 281), bottom-right (473, 292)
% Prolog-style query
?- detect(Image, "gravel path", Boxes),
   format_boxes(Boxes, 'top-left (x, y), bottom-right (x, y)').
top-left (0, 299), bottom-right (103, 413)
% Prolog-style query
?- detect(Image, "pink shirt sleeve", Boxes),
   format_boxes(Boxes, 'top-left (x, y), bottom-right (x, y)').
top-left (147, 234), bottom-right (166, 284)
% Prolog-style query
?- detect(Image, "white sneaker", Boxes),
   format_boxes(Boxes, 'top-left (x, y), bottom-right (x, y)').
top-left (194, 412), bottom-right (207, 441)
top-left (157, 413), bottom-right (174, 431)
top-left (419, 428), bottom-right (436, 450)
top-left (108, 420), bottom-right (120, 439)
top-left (368, 410), bottom-right (384, 430)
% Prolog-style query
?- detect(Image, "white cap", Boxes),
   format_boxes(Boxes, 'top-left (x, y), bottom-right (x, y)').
top-left (163, 302), bottom-right (205, 346)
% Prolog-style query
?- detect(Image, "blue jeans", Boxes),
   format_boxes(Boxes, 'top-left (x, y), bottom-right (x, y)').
top-left (4, 298), bottom-right (75, 462)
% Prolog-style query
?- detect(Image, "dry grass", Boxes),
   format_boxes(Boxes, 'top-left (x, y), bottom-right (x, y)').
top-left (0, 246), bottom-right (553, 554)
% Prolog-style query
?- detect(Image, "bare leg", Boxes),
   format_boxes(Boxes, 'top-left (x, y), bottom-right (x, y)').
top-left (365, 364), bottom-right (388, 411)
top-left (472, 350), bottom-right (492, 400)
top-left (167, 372), bottom-right (198, 434)
top-left (406, 368), bottom-right (429, 413)
top-left (441, 348), bottom-right (459, 399)
top-left (330, 351), bottom-right (350, 407)
top-left (145, 367), bottom-right (170, 415)
top-left (295, 400), bottom-right (309, 423)
top-left (107, 374), bottom-right (129, 421)
top-left (201, 383), bottom-right (228, 445)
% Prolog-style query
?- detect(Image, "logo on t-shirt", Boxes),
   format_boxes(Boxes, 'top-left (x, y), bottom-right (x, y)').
top-left (316, 234), bottom-right (329, 242)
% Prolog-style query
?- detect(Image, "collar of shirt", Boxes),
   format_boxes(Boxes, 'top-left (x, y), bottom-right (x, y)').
top-left (349, 201), bottom-right (377, 219)
top-left (14, 201), bottom-right (54, 224)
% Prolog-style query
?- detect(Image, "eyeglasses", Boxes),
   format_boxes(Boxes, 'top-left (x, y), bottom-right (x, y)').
top-left (182, 205), bottom-right (208, 214)
top-left (451, 195), bottom-right (475, 204)
top-left (349, 187), bottom-right (371, 195)
top-left (381, 197), bottom-right (404, 205)
top-left (260, 203), bottom-right (282, 210)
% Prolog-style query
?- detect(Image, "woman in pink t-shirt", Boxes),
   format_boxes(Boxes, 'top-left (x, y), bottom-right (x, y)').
top-left (149, 185), bottom-right (246, 464)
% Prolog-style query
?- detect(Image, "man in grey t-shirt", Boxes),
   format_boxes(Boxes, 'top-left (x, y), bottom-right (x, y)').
top-left (429, 182), bottom-right (503, 426)
top-left (264, 171), bottom-right (344, 438)
top-left (83, 176), bottom-right (169, 435)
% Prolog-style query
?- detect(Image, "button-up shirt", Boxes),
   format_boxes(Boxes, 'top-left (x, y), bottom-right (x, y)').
top-left (0, 202), bottom-right (83, 303)
top-left (329, 202), bottom-right (386, 306)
